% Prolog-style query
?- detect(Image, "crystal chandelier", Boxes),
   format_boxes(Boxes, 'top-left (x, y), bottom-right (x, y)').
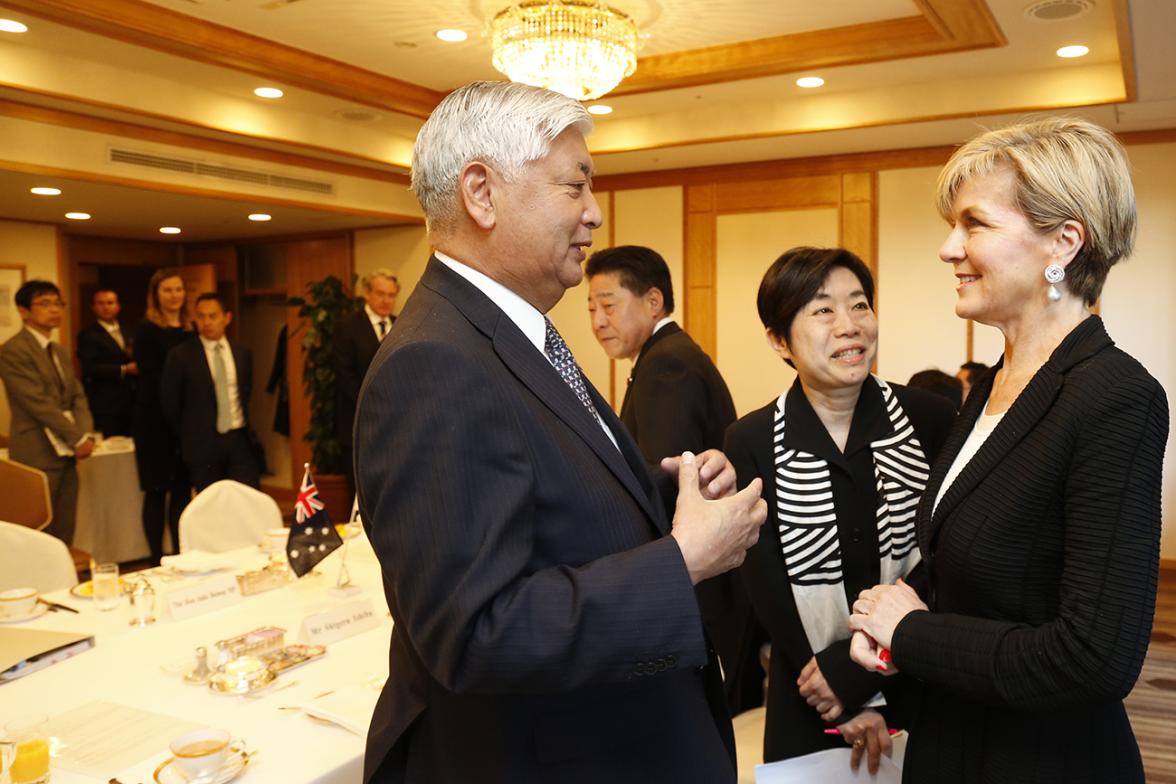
top-left (490, 0), bottom-right (638, 101)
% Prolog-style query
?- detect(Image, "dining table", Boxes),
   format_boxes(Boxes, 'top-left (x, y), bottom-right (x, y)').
top-left (0, 531), bottom-right (391, 784)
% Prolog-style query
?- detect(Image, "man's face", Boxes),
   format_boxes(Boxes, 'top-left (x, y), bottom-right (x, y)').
top-left (492, 128), bottom-right (603, 311)
top-left (19, 291), bottom-right (64, 335)
top-left (587, 272), bottom-right (661, 361)
top-left (92, 291), bottom-right (120, 323)
top-left (364, 277), bottom-right (399, 319)
top-left (195, 299), bottom-right (232, 341)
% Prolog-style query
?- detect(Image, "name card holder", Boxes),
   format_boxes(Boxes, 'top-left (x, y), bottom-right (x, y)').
top-left (299, 599), bottom-right (379, 646)
top-left (164, 574), bottom-right (243, 621)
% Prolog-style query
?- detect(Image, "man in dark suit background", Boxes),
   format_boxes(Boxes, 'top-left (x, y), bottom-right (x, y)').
top-left (161, 292), bottom-right (259, 491)
top-left (76, 288), bottom-right (137, 437)
top-left (333, 269), bottom-right (399, 499)
top-left (586, 245), bottom-right (761, 714)
top-left (355, 80), bottom-right (767, 783)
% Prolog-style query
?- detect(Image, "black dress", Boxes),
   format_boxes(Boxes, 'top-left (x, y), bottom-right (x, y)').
top-left (132, 320), bottom-right (194, 491)
top-left (724, 377), bottom-right (954, 762)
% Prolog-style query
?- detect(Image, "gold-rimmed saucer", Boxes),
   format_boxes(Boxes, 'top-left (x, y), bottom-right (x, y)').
top-left (153, 745), bottom-right (249, 784)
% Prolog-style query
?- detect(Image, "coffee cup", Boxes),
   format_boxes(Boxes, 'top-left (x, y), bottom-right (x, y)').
top-left (168, 728), bottom-right (238, 781)
top-left (0, 588), bottom-right (37, 619)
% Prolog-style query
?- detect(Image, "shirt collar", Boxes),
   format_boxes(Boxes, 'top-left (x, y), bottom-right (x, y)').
top-left (98, 319), bottom-right (121, 333)
top-left (434, 250), bottom-right (546, 355)
top-left (24, 325), bottom-right (52, 349)
top-left (364, 304), bottom-right (391, 326)
top-left (199, 335), bottom-right (227, 352)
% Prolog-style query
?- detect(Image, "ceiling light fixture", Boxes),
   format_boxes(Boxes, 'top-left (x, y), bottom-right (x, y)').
top-left (248, 213), bottom-right (272, 222)
top-left (796, 76), bottom-right (825, 88)
top-left (436, 29), bottom-right (468, 42)
top-left (0, 18), bottom-right (28, 33)
top-left (30, 187), bottom-right (61, 196)
top-left (65, 212), bottom-right (90, 220)
top-left (587, 104), bottom-right (613, 115)
top-left (159, 226), bottom-right (182, 235)
top-left (491, 0), bottom-right (638, 100)
top-left (254, 87), bottom-right (284, 99)
top-left (1056, 44), bottom-right (1089, 58)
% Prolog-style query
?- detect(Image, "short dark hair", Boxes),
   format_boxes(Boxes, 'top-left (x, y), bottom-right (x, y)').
top-left (757, 247), bottom-right (875, 342)
top-left (195, 292), bottom-right (229, 312)
top-left (907, 369), bottom-right (963, 411)
top-left (15, 280), bottom-right (61, 310)
top-left (958, 361), bottom-right (990, 386)
top-left (92, 288), bottom-right (118, 302)
top-left (585, 245), bottom-right (674, 315)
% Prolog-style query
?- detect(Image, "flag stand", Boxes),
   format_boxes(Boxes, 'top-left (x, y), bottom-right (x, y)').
top-left (328, 495), bottom-right (362, 598)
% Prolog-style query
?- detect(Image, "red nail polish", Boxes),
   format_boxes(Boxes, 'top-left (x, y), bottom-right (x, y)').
top-left (879, 648), bottom-right (892, 663)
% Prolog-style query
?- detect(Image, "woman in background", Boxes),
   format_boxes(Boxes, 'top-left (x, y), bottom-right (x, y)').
top-left (725, 247), bottom-right (954, 773)
top-left (849, 117), bottom-right (1168, 783)
top-left (132, 268), bottom-right (195, 564)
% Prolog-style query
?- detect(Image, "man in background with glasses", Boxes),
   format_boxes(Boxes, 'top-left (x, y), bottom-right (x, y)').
top-left (0, 280), bottom-right (95, 544)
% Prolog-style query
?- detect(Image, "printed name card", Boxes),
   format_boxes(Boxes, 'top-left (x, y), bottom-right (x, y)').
top-left (164, 574), bottom-right (243, 621)
top-left (299, 599), bottom-right (379, 646)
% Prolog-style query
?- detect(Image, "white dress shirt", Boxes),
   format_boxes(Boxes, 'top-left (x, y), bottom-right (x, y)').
top-left (200, 335), bottom-right (245, 431)
top-left (98, 319), bottom-right (126, 350)
top-left (365, 304), bottom-right (392, 340)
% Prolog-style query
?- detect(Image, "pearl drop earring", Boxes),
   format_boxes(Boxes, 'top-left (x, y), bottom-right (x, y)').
top-left (1044, 264), bottom-right (1065, 303)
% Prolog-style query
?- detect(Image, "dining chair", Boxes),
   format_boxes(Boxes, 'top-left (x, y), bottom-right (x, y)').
top-left (0, 458), bottom-right (92, 579)
top-left (178, 480), bottom-right (282, 553)
top-left (0, 521), bottom-right (79, 593)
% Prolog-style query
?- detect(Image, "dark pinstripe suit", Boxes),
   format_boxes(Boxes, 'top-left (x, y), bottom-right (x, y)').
top-left (892, 316), bottom-right (1169, 783)
top-left (356, 257), bottom-right (735, 783)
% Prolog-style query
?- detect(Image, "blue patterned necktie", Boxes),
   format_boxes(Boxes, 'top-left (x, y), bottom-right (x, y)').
top-left (543, 317), bottom-right (600, 423)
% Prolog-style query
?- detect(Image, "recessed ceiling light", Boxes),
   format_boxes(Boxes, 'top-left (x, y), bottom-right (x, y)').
top-left (30, 186), bottom-right (61, 196)
top-left (65, 212), bottom-right (91, 220)
top-left (1056, 44), bottom-right (1089, 58)
top-left (248, 213), bottom-right (272, 222)
top-left (159, 226), bottom-right (182, 235)
top-left (435, 29), bottom-right (468, 43)
top-left (796, 76), bottom-right (825, 88)
top-left (254, 87), bottom-right (284, 99)
top-left (587, 104), bottom-right (613, 116)
top-left (0, 18), bottom-right (28, 33)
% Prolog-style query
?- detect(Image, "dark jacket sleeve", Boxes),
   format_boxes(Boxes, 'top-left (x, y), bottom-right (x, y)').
top-left (76, 328), bottom-right (123, 383)
top-left (159, 345), bottom-right (184, 433)
top-left (333, 315), bottom-right (363, 416)
top-left (629, 350), bottom-right (711, 464)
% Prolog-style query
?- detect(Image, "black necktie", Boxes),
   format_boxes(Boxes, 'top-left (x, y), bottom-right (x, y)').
top-left (378, 319), bottom-right (388, 338)
top-left (543, 317), bottom-right (600, 423)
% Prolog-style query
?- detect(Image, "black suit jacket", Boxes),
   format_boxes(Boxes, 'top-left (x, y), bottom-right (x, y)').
top-left (76, 321), bottom-right (134, 436)
top-left (333, 309), bottom-right (388, 445)
top-left (160, 337), bottom-right (253, 466)
top-left (356, 257), bottom-right (735, 784)
top-left (892, 317), bottom-right (1168, 784)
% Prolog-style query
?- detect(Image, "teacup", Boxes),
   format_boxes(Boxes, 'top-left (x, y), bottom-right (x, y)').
top-left (168, 728), bottom-right (238, 781)
top-left (264, 527), bottom-right (289, 553)
top-left (0, 588), bottom-right (37, 619)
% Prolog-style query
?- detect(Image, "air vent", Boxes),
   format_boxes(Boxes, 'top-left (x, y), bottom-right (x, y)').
top-left (1024, 0), bottom-right (1094, 21)
top-left (108, 148), bottom-right (334, 195)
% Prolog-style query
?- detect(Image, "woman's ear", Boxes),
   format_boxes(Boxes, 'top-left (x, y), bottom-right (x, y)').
top-left (459, 161), bottom-right (496, 231)
top-left (1053, 219), bottom-right (1086, 267)
top-left (765, 329), bottom-right (791, 362)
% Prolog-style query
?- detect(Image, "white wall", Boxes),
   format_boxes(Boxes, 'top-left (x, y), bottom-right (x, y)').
top-left (353, 225), bottom-right (430, 312)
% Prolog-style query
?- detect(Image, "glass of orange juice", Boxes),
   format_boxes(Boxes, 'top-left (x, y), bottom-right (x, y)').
top-left (4, 715), bottom-right (49, 784)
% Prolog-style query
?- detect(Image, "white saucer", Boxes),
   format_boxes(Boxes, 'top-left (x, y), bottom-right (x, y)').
top-left (0, 602), bottom-right (49, 624)
top-left (153, 745), bottom-right (249, 784)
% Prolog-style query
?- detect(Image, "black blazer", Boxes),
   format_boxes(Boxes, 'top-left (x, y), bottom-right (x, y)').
top-left (333, 309), bottom-right (387, 445)
top-left (131, 320), bottom-right (195, 491)
top-left (892, 317), bottom-right (1168, 784)
top-left (76, 321), bottom-right (134, 436)
top-left (725, 378), bottom-right (954, 762)
top-left (160, 337), bottom-right (253, 466)
top-left (356, 257), bottom-right (735, 784)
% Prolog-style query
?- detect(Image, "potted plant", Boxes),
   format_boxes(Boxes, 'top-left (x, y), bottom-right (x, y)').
top-left (288, 275), bottom-right (363, 518)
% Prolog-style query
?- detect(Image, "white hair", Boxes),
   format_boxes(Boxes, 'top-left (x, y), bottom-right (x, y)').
top-left (363, 269), bottom-right (399, 290)
top-left (411, 81), bottom-right (593, 234)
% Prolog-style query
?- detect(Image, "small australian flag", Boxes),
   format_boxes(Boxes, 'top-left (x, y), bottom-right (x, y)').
top-left (287, 464), bottom-right (343, 577)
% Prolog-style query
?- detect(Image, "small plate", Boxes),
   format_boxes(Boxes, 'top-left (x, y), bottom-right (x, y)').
top-left (0, 602), bottom-right (49, 624)
top-left (70, 578), bottom-right (131, 598)
top-left (153, 745), bottom-right (249, 784)
top-left (208, 657), bottom-right (277, 695)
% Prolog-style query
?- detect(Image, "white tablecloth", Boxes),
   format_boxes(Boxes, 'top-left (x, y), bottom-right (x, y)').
top-left (74, 438), bottom-right (149, 564)
top-left (0, 534), bottom-right (391, 784)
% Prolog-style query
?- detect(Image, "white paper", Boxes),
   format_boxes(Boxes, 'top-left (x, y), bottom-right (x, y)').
top-left (756, 747), bottom-right (902, 784)
top-left (44, 411), bottom-right (77, 457)
top-left (164, 573), bottom-right (242, 620)
top-left (299, 598), bottom-right (379, 646)
top-left (44, 701), bottom-right (201, 778)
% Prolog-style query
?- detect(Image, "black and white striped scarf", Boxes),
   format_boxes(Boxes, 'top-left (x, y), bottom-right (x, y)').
top-left (772, 376), bottom-right (926, 653)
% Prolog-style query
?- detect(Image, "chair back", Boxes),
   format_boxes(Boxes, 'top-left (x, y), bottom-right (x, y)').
top-left (178, 480), bottom-right (282, 553)
top-left (0, 521), bottom-right (79, 593)
top-left (0, 459), bottom-right (52, 530)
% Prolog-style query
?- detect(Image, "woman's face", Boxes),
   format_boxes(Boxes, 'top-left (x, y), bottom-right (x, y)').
top-left (156, 276), bottom-right (186, 314)
top-left (938, 166), bottom-right (1057, 329)
top-left (768, 266), bottom-right (877, 396)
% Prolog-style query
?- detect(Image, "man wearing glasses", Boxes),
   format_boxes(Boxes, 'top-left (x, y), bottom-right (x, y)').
top-left (0, 280), bottom-right (95, 544)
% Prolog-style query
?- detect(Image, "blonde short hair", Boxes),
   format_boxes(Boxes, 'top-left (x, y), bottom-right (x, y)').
top-left (935, 117), bottom-right (1136, 306)
top-left (363, 269), bottom-right (399, 291)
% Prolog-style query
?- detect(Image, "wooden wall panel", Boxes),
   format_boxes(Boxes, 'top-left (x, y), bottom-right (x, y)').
top-left (714, 175), bottom-right (840, 213)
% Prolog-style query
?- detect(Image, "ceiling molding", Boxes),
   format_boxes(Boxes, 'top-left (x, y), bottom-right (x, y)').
top-left (0, 96), bottom-right (411, 185)
top-left (1111, 0), bottom-right (1138, 103)
top-left (2, 0), bottom-right (444, 119)
top-left (612, 0), bottom-right (1005, 97)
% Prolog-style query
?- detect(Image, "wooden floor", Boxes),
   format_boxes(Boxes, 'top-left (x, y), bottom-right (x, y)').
top-left (1129, 567), bottom-right (1176, 783)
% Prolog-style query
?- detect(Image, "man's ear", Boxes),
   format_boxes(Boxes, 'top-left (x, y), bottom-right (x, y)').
top-left (645, 287), bottom-right (664, 317)
top-left (459, 161), bottom-right (496, 231)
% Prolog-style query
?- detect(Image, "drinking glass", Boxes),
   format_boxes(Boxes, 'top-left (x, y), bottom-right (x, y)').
top-left (92, 562), bottom-right (120, 612)
top-left (4, 715), bottom-right (49, 784)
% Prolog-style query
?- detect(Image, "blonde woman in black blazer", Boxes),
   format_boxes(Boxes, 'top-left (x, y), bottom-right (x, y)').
top-left (849, 118), bottom-right (1169, 783)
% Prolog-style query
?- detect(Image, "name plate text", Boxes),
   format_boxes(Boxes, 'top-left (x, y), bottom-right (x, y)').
top-left (299, 599), bottom-right (379, 646)
top-left (164, 574), bottom-right (242, 621)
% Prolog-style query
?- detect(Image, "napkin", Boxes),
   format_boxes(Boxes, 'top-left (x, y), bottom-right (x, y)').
top-left (160, 550), bottom-right (235, 574)
top-left (301, 685), bottom-right (380, 735)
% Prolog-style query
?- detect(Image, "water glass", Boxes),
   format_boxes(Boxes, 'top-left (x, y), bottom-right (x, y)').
top-left (4, 715), bottom-right (50, 784)
top-left (92, 562), bottom-right (120, 612)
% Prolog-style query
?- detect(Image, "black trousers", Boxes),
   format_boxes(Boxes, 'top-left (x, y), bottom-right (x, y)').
top-left (187, 429), bottom-right (261, 492)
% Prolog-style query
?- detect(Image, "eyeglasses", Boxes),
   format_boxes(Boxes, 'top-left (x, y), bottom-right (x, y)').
top-left (30, 299), bottom-right (66, 309)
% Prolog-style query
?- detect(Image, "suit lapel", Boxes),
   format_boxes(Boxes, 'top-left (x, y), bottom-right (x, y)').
top-left (619, 322), bottom-right (681, 424)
